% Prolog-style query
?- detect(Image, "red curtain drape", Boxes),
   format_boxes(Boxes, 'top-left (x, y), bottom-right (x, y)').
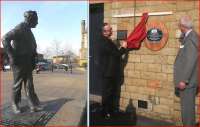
top-left (127, 13), bottom-right (149, 49)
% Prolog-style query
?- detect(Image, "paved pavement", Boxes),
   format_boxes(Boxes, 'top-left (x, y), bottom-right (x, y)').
top-left (1, 68), bottom-right (87, 126)
top-left (90, 94), bottom-right (175, 126)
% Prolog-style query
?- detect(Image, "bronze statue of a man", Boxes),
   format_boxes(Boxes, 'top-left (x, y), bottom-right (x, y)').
top-left (2, 10), bottom-right (42, 114)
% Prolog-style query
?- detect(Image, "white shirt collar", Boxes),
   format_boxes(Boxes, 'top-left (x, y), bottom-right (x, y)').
top-left (185, 29), bottom-right (192, 37)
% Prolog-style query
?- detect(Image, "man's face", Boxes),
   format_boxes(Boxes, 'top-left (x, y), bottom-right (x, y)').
top-left (103, 25), bottom-right (112, 38)
top-left (178, 22), bottom-right (185, 33)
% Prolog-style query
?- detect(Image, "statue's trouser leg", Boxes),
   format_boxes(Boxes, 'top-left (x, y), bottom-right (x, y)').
top-left (24, 72), bottom-right (40, 107)
top-left (12, 65), bottom-right (23, 105)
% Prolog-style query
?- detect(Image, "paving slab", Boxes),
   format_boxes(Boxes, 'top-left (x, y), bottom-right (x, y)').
top-left (1, 69), bottom-right (87, 126)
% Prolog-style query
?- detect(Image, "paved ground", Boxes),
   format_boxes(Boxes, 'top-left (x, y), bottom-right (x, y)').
top-left (90, 94), bottom-right (175, 126)
top-left (1, 68), bottom-right (87, 126)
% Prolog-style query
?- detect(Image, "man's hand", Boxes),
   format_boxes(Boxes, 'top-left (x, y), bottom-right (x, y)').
top-left (178, 81), bottom-right (186, 90)
top-left (121, 41), bottom-right (127, 48)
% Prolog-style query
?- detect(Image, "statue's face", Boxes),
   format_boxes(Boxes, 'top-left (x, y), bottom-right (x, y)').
top-left (29, 15), bottom-right (38, 28)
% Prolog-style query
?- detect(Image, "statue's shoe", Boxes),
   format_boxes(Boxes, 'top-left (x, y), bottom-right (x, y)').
top-left (30, 105), bottom-right (43, 112)
top-left (12, 104), bottom-right (21, 114)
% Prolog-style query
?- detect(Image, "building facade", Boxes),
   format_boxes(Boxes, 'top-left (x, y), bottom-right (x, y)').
top-left (53, 55), bottom-right (69, 64)
top-left (90, 0), bottom-right (199, 125)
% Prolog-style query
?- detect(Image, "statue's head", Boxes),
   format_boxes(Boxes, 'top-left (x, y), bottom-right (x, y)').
top-left (24, 10), bottom-right (38, 28)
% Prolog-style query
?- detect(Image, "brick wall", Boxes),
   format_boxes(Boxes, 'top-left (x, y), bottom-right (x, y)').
top-left (104, 0), bottom-right (199, 125)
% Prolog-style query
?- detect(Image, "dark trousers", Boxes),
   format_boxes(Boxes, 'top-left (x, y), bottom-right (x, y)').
top-left (11, 56), bottom-right (40, 107)
top-left (102, 77), bottom-right (121, 113)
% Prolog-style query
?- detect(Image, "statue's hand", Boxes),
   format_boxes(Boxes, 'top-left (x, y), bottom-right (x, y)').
top-left (31, 56), bottom-right (37, 70)
top-left (8, 54), bottom-right (16, 65)
top-left (34, 52), bottom-right (38, 57)
top-left (9, 57), bottom-right (14, 65)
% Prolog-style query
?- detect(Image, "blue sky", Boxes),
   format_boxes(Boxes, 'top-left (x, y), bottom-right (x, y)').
top-left (1, 1), bottom-right (88, 55)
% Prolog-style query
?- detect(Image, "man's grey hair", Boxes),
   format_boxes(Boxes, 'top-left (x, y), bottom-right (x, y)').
top-left (180, 16), bottom-right (193, 29)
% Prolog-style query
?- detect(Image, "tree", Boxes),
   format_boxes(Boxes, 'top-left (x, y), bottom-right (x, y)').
top-left (42, 39), bottom-right (77, 60)
top-left (51, 40), bottom-right (62, 56)
top-left (43, 47), bottom-right (53, 59)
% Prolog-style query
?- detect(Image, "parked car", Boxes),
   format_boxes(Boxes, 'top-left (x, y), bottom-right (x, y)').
top-left (36, 62), bottom-right (50, 73)
top-left (62, 64), bottom-right (69, 71)
top-left (54, 64), bottom-right (69, 71)
top-left (4, 64), bottom-right (11, 70)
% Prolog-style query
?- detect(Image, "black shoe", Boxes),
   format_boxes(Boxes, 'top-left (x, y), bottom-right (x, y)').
top-left (105, 113), bottom-right (111, 119)
top-left (30, 105), bottom-right (43, 112)
top-left (12, 104), bottom-right (21, 114)
top-left (102, 112), bottom-right (111, 120)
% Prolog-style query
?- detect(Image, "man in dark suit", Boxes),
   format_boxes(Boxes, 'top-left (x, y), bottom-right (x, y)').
top-left (98, 23), bottom-right (127, 119)
top-left (174, 16), bottom-right (199, 126)
top-left (2, 10), bottom-right (42, 114)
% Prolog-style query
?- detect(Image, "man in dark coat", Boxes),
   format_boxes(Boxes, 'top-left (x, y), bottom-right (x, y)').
top-left (2, 10), bottom-right (42, 114)
top-left (98, 23), bottom-right (127, 119)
